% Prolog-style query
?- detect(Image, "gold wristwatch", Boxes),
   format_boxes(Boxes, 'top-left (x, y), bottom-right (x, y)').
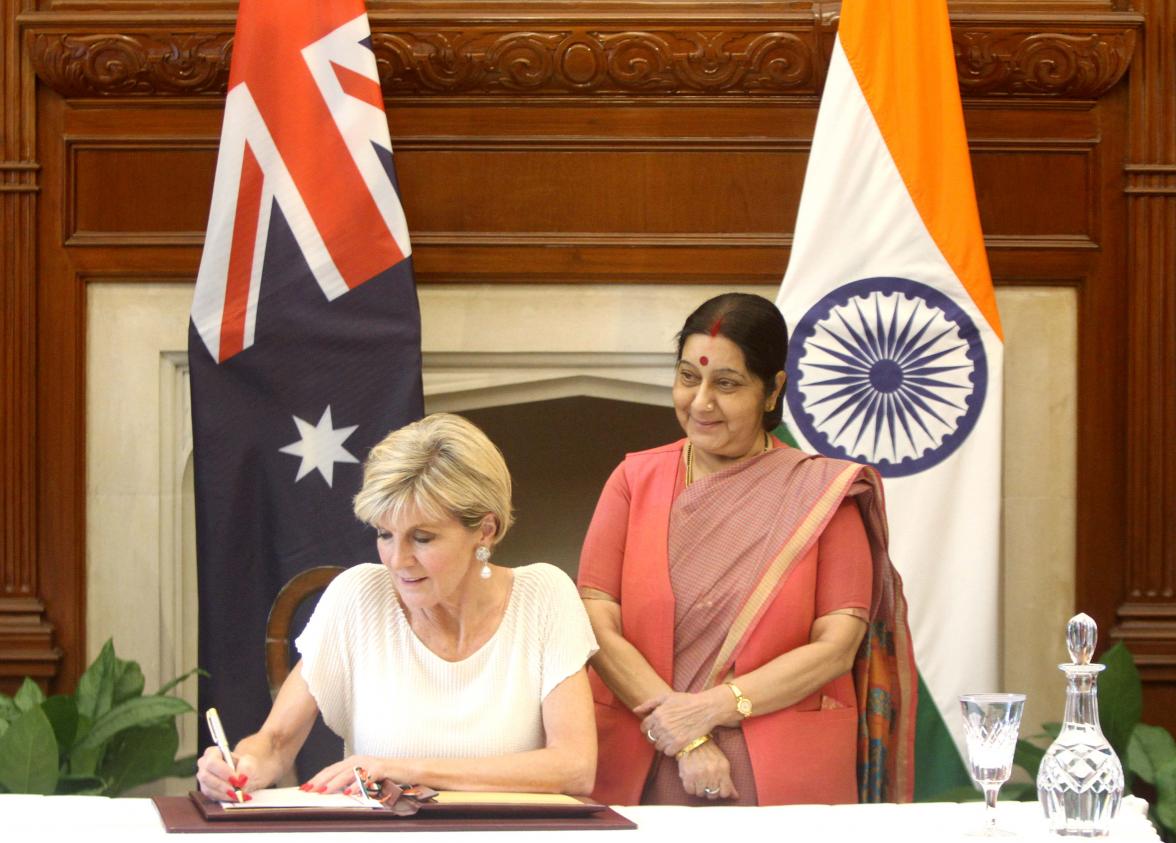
top-left (726, 681), bottom-right (752, 718)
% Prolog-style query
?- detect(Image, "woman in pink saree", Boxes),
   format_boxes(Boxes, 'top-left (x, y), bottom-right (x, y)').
top-left (578, 293), bottom-right (916, 806)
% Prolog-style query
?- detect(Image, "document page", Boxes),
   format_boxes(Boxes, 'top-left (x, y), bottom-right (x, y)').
top-left (221, 787), bottom-right (380, 810)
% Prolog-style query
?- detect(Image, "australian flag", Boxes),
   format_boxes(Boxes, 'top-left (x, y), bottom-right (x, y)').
top-left (189, 0), bottom-right (422, 772)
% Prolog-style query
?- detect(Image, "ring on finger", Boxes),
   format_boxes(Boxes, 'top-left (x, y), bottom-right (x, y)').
top-left (646, 729), bottom-right (657, 744)
top-left (703, 786), bottom-right (719, 796)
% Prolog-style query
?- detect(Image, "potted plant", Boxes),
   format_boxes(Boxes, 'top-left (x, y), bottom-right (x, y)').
top-left (0, 639), bottom-right (202, 796)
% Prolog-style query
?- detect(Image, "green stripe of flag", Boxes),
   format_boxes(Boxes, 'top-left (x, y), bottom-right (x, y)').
top-left (914, 672), bottom-right (972, 800)
top-left (771, 423), bottom-right (801, 449)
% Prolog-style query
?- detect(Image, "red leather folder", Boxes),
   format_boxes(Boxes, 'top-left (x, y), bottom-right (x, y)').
top-left (151, 792), bottom-right (638, 833)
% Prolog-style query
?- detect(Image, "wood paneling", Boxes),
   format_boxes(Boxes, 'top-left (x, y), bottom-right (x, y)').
top-left (1115, 0), bottom-right (1176, 728)
top-left (4, 0), bottom-right (1173, 741)
top-left (972, 147), bottom-right (1096, 238)
top-left (69, 142), bottom-right (216, 243)
top-left (0, 0), bottom-right (62, 692)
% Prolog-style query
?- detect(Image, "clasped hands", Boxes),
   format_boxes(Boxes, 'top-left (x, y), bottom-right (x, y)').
top-left (635, 687), bottom-right (742, 801)
top-left (634, 686), bottom-right (740, 756)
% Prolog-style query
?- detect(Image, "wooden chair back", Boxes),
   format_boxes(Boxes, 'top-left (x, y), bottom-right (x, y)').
top-left (264, 565), bottom-right (344, 696)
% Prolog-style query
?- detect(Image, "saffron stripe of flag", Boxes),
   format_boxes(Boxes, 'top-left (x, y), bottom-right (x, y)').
top-left (776, 0), bottom-right (1002, 796)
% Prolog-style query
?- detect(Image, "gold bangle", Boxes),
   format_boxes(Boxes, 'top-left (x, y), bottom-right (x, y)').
top-left (675, 734), bottom-right (712, 760)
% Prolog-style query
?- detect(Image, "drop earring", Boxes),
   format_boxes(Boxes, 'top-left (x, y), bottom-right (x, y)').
top-left (476, 545), bottom-right (492, 579)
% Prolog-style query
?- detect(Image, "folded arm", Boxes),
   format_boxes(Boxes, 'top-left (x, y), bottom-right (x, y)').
top-left (582, 588), bottom-right (742, 799)
top-left (636, 612), bottom-right (867, 755)
top-left (580, 588), bottom-right (672, 710)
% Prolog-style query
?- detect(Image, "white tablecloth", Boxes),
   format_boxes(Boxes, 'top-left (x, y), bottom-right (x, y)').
top-left (0, 794), bottom-right (1160, 841)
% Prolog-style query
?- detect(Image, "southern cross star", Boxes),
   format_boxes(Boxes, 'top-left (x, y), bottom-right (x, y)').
top-left (278, 405), bottom-right (359, 487)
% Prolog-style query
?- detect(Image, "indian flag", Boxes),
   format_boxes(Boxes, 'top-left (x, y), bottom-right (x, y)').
top-left (775, 0), bottom-right (1002, 797)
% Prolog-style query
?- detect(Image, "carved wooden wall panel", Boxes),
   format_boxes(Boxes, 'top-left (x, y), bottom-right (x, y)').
top-left (5, 0), bottom-right (1173, 738)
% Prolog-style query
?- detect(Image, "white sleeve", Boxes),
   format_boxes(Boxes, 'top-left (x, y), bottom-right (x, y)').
top-left (537, 565), bottom-right (599, 700)
top-left (294, 566), bottom-right (362, 740)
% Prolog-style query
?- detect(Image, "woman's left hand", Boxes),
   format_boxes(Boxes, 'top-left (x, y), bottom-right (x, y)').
top-left (635, 689), bottom-right (730, 757)
top-left (677, 739), bottom-right (739, 801)
top-left (303, 755), bottom-right (411, 795)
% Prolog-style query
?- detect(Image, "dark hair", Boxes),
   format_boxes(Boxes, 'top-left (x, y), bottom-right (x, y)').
top-left (675, 293), bottom-right (789, 431)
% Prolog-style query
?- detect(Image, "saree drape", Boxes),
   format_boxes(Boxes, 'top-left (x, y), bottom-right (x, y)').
top-left (579, 440), bottom-right (916, 805)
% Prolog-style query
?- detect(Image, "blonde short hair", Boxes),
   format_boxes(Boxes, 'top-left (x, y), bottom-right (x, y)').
top-left (353, 413), bottom-right (513, 542)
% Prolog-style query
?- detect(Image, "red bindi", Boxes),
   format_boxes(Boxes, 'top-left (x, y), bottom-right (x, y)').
top-left (699, 355), bottom-right (709, 367)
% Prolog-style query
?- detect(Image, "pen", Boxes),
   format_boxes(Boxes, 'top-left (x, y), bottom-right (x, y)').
top-left (205, 707), bottom-right (245, 803)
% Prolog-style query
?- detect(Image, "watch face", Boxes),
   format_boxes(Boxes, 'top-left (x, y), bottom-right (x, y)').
top-left (737, 698), bottom-right (752, 717)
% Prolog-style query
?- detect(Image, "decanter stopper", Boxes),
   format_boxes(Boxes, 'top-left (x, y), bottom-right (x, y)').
top-left (1037, 613), bottom-right (1124, 836)
top-left (1066, 613), bottom-right (1097, 665)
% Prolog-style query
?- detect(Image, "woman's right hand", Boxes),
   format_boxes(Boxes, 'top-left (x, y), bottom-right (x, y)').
top-left (196, 744), bottom-right (259, 802)
top-left (676, 740), bottom-right (739, 801)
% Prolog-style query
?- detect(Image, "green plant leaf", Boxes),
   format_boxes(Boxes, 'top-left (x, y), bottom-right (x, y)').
top-left (68, 713), bottom-right (102, 777)
top-left (1014, 737), bottom-right (1046, 779)
top-left (0, 719), bottom-right (8, 738)
top-left (1127, 723), bottom-right (1176, 786)
top-left (72, 695), bottom-right (192, 754)
top-left (155, 667), bottom-right (209, 697)
top-left (112, 657), bottom-right (145, 705)
top-left (13, 678), bottom-right (46, 713)
top-left (100, 721), bottom-right (179, 796)
top-left (1098, 642), bottom-right (1143, 760)
top-left (168, 753), bottom-right (198, 779)
top-left (75, 639), bottom-right (117, 723)
top-left (68, 747), bottom-right (104, 777)
top-left (56, 774), bottom-right (107, 795)
top-left (0, 706), bottom-right (59, 794)
top-left (1154, 758), bottom-right (1176, 837)
top-left (40, 694), bottom-right (79, 758)
top-left (0, 692), bottom-right (19, 722)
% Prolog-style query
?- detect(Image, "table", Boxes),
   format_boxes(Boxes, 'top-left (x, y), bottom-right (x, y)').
top-left (0, 793), bottom-right (1160, 841)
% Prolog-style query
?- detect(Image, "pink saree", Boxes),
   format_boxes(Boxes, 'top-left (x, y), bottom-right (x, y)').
top-left (580, 440), bottom-right (916, 805)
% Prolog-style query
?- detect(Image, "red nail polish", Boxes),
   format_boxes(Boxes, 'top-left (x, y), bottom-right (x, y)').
top-left (343, 787), bottom-right (352, 795)
top-left (243, 793), bottom-right (252, 802)
top-left (300, 783), bottom-right (311, 792)
top-left (317, 785), bottom-right (328, 793)
top-left (238, 774), bottom-right (248, 786)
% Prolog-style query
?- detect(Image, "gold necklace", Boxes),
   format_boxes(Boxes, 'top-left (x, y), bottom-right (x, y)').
top-left (685, 431), bottom-right (770, 486)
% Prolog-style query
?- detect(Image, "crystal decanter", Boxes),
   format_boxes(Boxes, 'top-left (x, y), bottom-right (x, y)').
top-left (1036, 613), bottom-right (1124, 836)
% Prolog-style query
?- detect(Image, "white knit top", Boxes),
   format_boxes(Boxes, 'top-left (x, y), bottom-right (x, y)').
top-left (295, 562), bottom-right (598, 759)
